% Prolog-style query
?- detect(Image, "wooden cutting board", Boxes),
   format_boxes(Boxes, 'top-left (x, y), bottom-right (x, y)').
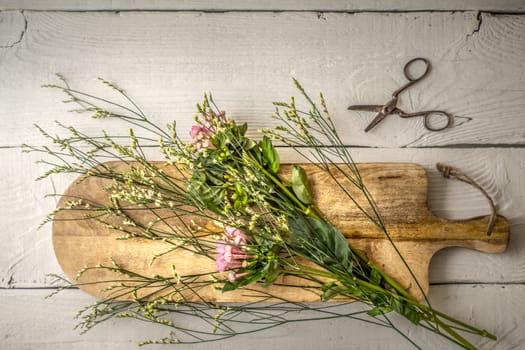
top-left (53, 162), bottom-right (509, 302)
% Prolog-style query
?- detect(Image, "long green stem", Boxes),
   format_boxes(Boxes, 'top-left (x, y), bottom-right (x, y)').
top-left (34, 78), bottom-right (498, 349)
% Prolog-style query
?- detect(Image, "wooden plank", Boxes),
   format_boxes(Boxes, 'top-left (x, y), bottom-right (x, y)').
top-left (4, 147), bottom-right (525, 288)
top-left (52, 162), bottom-right (508, 302)
top-left (0, 9), bottom-right (25, 47)
top-left (1, 1), bottom-right (525, 12)
top-left (1, 12), bottom-right (525, 147)
top-left (1, 285), bottom-right (524, 349)
top-left (0, 148), bottom-right (75, 289)
top-left (2, 7), bottom-right (523, 350)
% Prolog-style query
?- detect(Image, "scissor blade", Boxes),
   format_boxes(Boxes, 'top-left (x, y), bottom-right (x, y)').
top-left (364, 112), bottom-right (388, 132)
top-left (347, 105), bottom-right (383, 112)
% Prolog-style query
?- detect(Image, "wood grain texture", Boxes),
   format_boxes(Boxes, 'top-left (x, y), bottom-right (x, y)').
top-left (1, 11), bottom-right (525, 147)
top-left (52, 162), bottom-right (509, 302)
top-left (1, 286), bottom-right (523, 350)
top-left (0, 10), bottom-right (26, 48)
top-left (1, 0), bottom-right (525, 11)
top-left (5, 147), bottom-right (525, 288)
top-left (1, 7), bottom-right (524, 350)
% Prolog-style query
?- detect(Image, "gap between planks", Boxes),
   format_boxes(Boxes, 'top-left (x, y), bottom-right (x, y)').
top-left (2, 280), bottom-right (525, 291)
top-left (1, 0), bottom-right (525, 13)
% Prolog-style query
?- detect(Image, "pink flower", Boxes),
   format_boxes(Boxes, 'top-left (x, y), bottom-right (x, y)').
top-left (215, 255), bottom-right (228, 271)
top-left (224, 226), bottom-right (248, 245)
top-left (215, 254), bottom-right (243, 272)
top-left (189, 111), bottom-right (228, 151)
top-left (215, 227), bottom-right (250, 273)
top-left (189, 124), bottom-right (214, 150)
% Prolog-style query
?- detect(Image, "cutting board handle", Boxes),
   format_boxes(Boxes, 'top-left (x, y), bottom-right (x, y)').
top-left (433, 214), bottom-right (509, 254)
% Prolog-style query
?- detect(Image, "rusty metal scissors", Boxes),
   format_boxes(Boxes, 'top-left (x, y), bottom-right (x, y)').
top-left (348, 57), bottom-right (454, 132)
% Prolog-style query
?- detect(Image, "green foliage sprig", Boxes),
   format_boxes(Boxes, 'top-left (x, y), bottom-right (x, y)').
top-left (25, 76), bottom-right (497, 349)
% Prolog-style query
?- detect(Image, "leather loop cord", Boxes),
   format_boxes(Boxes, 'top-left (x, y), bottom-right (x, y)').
top-left (436, 163), bottom-right (497, 236)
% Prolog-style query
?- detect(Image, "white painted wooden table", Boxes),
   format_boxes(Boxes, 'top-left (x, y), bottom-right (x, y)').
top-left (1, 1), bottom-right (524, 349)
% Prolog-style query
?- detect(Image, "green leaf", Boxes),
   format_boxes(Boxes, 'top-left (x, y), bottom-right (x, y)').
top-left (263, 259), bottom-right (282, 286)
top-left (291, 165), bottom-right (312, 205)
top-left (221, 281), bottom-right (237, 292)
top-left (233, 183), bottom-right (248, 210)
top-left (403, 305), bottom-right (423, 325)
top-left (187, 175), bottom-right (226, 213)
top-left (238, 122), bottom-right (248, 136)
top-left (367, 292), bottom-right (384, 306)
top-left (222, 271), bottom-right (262, 292)
top-left (321, 282), bottom-right (341, 301)
top-left (390, 297), bottom-right (422, 325)
top-left (367, 306), bottom-right (392, 317)
top-left (287, 216), bottom-right (352, 273)
top-left (391, 297), bottom-right (405, 315)
top-left (259, 136), bottom-right (280, 173)
top-left (369, 268), bottom-right (382, 286)
top-left (244, 138), bottom-right (257, 150)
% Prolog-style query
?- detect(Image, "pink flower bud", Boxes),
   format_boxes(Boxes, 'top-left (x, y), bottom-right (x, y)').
top-left (215, 227), bottom-right (250, 273)
top-left (228, 271), bottom-right (248, 282)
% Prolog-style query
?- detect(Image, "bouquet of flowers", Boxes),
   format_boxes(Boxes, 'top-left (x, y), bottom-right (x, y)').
top-left (25, 76), bottom-right (497, 349)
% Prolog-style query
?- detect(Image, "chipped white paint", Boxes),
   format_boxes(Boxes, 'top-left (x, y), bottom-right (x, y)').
top-left (1, 3), bottom-right (524, 350)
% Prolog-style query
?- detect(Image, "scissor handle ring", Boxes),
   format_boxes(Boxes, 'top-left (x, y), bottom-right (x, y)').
top-left (423, 111), bottom-right (454, 131)
top-left (404, 57), bottom-right (431, 82)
